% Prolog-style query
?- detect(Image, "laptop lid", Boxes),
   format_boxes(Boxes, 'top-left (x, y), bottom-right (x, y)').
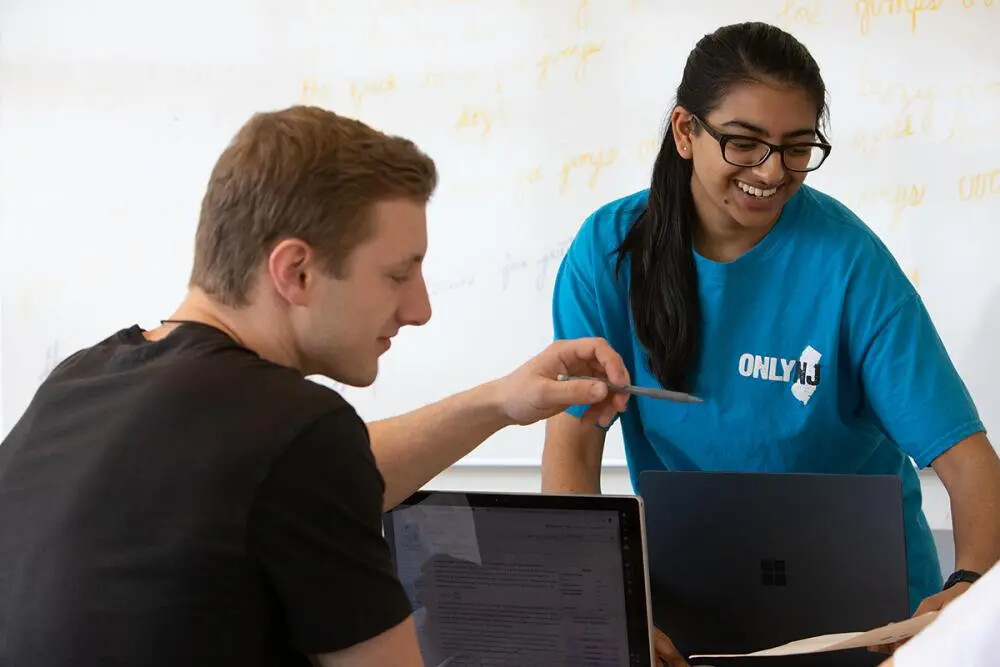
top-left (382, 490), bottom-right (655, 666)
top-left (638, 470), bottom-right (910, 667)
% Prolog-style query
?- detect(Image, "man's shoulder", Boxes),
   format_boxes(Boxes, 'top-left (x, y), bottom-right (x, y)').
top-left (34, 323), bottom-right (354, 446)
top-left (43, 325), bottom-right (144, 379)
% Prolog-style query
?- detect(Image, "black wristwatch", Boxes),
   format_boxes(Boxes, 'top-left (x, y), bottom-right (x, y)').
top-left (943, 569), bottom-right (981, 590)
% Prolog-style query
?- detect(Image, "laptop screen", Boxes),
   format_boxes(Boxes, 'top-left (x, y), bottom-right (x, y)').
top-left (383, 491), bottom-right (653, 666)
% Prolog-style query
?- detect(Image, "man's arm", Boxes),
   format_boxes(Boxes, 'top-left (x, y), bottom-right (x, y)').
top-left (368, 337), bottom-right (630, 510)
top-left (312, 616), bottom-right (423, 667)
top-left (368, 380), bottom-right (509, 511)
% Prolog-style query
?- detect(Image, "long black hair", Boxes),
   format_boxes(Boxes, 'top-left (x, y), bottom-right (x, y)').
top-left (615, 22), bottom-right (829, 391)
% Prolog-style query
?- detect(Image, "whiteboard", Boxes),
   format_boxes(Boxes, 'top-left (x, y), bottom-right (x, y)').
top-left (2, 0), bottom-right (998, 468)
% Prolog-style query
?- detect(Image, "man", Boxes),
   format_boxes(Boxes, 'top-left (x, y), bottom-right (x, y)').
top-left (0, 105), bottom-right (630, 667)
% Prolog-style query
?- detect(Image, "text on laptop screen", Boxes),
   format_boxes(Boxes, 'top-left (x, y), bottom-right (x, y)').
top-left (390, 503), bottom-right (637, 666)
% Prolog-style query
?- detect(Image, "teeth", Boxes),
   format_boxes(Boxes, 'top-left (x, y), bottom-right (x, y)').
top-left (737, 181), bottom-right (778, 198)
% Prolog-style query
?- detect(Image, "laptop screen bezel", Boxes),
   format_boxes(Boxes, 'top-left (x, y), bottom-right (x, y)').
top-left (382, 490), bottom-right (654, 667)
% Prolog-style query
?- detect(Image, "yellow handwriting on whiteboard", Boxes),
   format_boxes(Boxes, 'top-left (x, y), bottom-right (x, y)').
top-left (958, 169), bottom-right (1000, 201)
top-left (888, 184), bottom-right (926, 227)
top-left (576, 0), bottom-right (589, 28)
top-left (854, 77), bottom-right (934, 154)
top-left (946, 81), bottom-right (999, 142)
top-left (962, 0), bottom-right (995, 7)
top-left (536, 42), bottom-right (604, 88)
top-left (455, 106), bottom-right (493, 137)
top-left (906, 268), bottom-right (920, 288)
top-left (778, 0), bottom-right (821, 27)
top-left (421, 68), bottom-right (477, 89)
top-left (852, 184), bottom-right (926, 228)
top-left (951, 80), bottom-right (1000, 103)
top-left (947, 113), bottom-right (1000, 144)
top-left (300, 78), bottom-right (332, 105)
top-left (349, 75), bottom-right (397, 109)
top-left (853, 114), bottom-right (920, 155)
top-left (560, 148), bottom-right (618, 194)
top-left (859, 77), bottom-right (935, 108)
top-left (518, 166), bottom-right (543, 187)
top-left (637, 138), bottom-right (659, 161)
top-left (855, 0), bottom-right (943, 36)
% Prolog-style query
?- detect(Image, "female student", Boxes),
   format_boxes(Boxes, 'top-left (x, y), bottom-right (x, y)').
top-left (542, 21), bottom-right (1000, 666)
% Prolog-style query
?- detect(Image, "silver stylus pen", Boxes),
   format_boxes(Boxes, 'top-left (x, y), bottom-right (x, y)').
top-left (556, 374), bottom-right (704, 403)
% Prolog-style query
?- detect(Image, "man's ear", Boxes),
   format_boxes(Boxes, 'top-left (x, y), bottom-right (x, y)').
top-left (669, 106), bottom-right (696, 159)
top-left (268, 238), bottom-right (314, 306)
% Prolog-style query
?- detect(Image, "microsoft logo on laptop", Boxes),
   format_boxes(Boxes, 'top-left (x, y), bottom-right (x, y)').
top-left (761, 558), bottom-right (787, 586)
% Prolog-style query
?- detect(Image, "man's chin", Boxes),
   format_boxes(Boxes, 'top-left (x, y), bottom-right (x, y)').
top-left (353, 362), bottom-right (379, 388)
top-left (324, 361), bottom-right (378, 389)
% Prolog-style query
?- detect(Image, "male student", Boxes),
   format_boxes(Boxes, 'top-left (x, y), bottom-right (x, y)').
top-left (0, 105), bottom-right (631, 667)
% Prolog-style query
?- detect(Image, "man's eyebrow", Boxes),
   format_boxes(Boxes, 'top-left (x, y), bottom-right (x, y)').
top-left (389, 254), bottom-right (424, 269)
top-left (721, 119), bottom-right (818, 140)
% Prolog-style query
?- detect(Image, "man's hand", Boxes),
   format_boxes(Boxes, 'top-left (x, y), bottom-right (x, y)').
top-left (653, 626), bottom-right (689, 667)
top-left (868, 583), bottom-right (969, 654)
top-left (494, 337), bottom-right (630, 427)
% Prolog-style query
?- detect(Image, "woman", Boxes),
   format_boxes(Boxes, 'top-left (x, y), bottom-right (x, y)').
top-left (542, 21), bottom-right (1000, 666)
top-left (883, 561), bottom-right (1000, 666)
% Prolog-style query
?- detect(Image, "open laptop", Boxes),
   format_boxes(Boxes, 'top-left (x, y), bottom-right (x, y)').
top-left (638, 470), bottom-right (910, 667)
top-left (382, 490), bottom-right (656, 666)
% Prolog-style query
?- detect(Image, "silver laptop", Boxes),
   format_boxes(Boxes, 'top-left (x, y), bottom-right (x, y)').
top-left (382, 490), bottom-right (656, 666)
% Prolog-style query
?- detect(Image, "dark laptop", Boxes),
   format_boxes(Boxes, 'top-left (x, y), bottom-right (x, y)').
top-left (638, 470), bottom-right (910, 667)
top-left (382, 490), bottom-right (656, 666)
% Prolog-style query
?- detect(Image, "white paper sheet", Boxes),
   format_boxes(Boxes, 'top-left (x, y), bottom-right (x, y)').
top-left (689, 611), bottom-right (939, 659)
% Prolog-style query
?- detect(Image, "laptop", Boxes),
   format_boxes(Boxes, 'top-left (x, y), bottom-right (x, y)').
top-left (638, 470), bottom-right (910, 667)
top-left (382, 490), bottom-right (656, 666)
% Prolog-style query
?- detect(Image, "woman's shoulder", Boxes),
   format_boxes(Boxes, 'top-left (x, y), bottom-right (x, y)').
top-left (795, 185), bottom-right (896, 263)
top-left (588, 188), bottom-right (650, 223)
top-left (570, 188), bottom-right (649, 260)
top-left (794, 185), bottom-right (915, 300)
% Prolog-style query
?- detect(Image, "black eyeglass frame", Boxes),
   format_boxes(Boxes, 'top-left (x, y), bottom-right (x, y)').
top-left (692, 115), bottom-right (832, 172)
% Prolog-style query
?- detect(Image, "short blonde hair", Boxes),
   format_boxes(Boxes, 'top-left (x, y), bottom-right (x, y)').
top-left (190, 105), bottom-right (437, 306)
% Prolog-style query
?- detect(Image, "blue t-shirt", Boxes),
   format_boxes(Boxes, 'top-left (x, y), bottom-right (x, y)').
top-left (553, 184), bottom-right (984, 612)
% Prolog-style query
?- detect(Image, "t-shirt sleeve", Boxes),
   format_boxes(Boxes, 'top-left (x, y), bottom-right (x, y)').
top-left (247, 407), bottom-right (412, 655)
top-left (858, 290), bottom-right (984, 468)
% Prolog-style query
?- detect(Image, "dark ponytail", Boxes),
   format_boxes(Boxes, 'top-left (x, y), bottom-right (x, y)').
top-left (615, 128), bottom-right (699, 391)
top-left (615, 21), bottom-right (828, 391)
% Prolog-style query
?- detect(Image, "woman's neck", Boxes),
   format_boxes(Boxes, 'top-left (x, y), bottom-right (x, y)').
top-left (690, 175), bottom-right (779, 263)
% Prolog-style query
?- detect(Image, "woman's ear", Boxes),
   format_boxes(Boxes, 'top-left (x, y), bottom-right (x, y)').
top-left (670, 106), bottom-right (696, 160)
top-left (267, 238), bottom-right (313, 306)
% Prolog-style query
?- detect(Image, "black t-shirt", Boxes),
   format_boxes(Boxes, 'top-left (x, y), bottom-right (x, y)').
top-left (0, 322), bottom-right (412, 666)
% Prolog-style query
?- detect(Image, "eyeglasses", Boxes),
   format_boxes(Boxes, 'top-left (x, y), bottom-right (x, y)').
top-left (692, 115), bottom-right (832, 172)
